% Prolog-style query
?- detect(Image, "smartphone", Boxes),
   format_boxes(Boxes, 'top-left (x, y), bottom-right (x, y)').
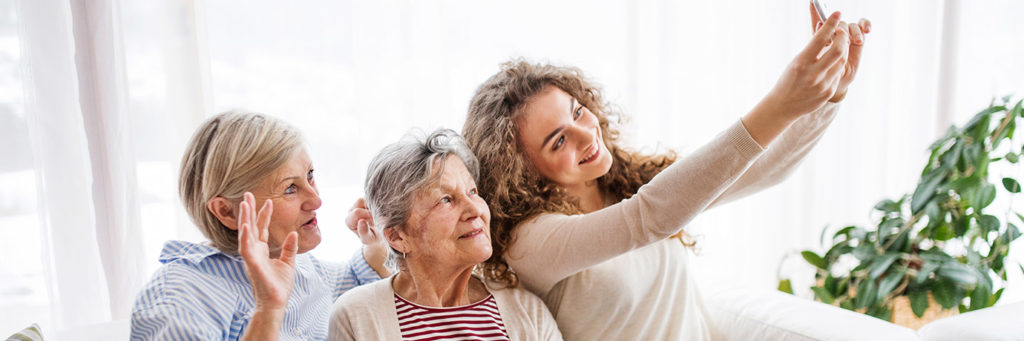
top-left (812, 0), bottom-right (830, 23)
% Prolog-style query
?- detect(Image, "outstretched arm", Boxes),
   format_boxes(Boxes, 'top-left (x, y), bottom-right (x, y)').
top-left (710, 8), bottom-right (873, 207)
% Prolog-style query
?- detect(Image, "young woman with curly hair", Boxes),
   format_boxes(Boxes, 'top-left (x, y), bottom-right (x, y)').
top-left (456, 11), bottom-right (871, 340)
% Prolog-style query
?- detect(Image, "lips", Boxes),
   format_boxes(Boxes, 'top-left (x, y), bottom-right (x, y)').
top-left (458, 228), bottom-right (483, 239)
top-left (579, 139), bottom-right (601, 165)
top-left (301, 216), bottom-right (318, 229)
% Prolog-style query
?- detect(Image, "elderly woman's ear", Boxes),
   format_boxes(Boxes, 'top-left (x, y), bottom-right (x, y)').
top-left (382, 227), bottom-right (408, 255)
top-left (208, 196), bottom-right (240, 230)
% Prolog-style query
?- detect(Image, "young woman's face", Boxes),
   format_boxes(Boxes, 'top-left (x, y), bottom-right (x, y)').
top-left (401, 156), bottom-right (492, 269)
top-left (252, 149), bottom-right (323, 254)
top-left (517, 85), bottom-right (613, 189)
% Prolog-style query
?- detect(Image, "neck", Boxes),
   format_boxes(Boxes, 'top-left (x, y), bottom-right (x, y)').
top-left (392, 259), bottom-right (485, 307)
top-left (565, 179), bottom-right (607, 213)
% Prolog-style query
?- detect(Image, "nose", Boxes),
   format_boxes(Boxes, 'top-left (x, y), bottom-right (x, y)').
top-left (302, 186), bottom-right (322, 211)
top-left (566, 123), bottom-right (596, 149)
top-left (460, 196), bottom-right (487, 222)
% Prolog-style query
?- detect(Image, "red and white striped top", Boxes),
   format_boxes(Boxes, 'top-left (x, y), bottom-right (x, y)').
top-left (394, 293), bottom-right (510, 341)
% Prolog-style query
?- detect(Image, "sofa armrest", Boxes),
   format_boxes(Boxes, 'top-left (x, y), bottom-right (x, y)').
top-left (916, 301), bottom-right (1024, 341)
top-left (704, 287), bottom-right (918, 341)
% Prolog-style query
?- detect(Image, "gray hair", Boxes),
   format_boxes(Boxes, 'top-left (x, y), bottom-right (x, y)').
top-left (364, 128), bottom-right (480, 269)
top-left (179, 111), bottom-right (304, 253)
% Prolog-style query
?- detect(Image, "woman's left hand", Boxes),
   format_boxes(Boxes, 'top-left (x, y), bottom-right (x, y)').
top-left (810, 3), bottom-right (872, 102)
top-left (238, 192), bottom-right (297, 313)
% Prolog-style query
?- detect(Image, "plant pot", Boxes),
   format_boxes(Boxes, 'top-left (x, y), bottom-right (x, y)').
top-left (889, 294), bottom-right (958, 330)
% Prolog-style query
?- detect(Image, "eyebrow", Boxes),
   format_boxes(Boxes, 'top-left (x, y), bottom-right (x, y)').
top-left (540, 98), bottom-right (577, 149)
top-left (276, 163), bottom-right (314, 185)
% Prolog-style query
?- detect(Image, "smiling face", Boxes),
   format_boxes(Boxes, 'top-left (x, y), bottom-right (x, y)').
top-left (517, 85), bottom-right (613, 190)
top-left (250, 149), bottom-right (323, 254)
top-left (398, 155), bottom-right (492, 270)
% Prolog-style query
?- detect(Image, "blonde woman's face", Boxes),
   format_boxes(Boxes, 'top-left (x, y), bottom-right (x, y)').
top-left (517, 85), bottom-right (613, 189)
top-left (252, 149), bottom-right (323, 254)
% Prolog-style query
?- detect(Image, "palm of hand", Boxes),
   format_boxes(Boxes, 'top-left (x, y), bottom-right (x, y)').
top-left (237, 192), bottom-right (299, 311)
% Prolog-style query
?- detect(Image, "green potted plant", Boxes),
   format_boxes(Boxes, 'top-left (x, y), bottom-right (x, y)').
top-left (779, 96), bottom-right (1024, 328)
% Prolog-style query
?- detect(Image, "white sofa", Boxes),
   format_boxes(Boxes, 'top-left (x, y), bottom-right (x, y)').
top-left (43, 290), bottom-right (1024, 340)
top-left (706, 285), bottom-right (1024, 340)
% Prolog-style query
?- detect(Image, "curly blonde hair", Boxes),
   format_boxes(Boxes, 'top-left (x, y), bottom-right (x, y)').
top-left (463, 60), bottom-right (684, 287)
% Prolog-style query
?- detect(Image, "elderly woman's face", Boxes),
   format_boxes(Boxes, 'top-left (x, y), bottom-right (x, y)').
top-left (403, 155), bottom-right (492, 268)
top-left (252, 149), bottom-right (323, 254)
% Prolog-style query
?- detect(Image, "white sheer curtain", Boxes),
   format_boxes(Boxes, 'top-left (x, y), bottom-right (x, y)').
top-left (1, 0), bottom-right (1022, 335)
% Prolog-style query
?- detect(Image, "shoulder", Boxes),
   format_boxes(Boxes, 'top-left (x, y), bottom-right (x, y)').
top-left (133, 244), bottom-right (250, 314)
top-left (332, 276), bottom-right (394, 314)
top-left (329, 277), bottom-right (399, 340)
top-left (484, 277), bottom-right (550, 315)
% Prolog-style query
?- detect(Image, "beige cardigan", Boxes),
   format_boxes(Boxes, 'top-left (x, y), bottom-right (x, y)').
top-left (505, 103), bottom-right (840, 340)
top-left (328, 274), bottom-right (563, 340)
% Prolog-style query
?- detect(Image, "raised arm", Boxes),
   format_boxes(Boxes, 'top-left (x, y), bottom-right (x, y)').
top-left (710, 9), bottom-right (872, 207)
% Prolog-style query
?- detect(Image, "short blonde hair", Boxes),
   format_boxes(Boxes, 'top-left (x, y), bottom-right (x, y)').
top-left (178, 111), bottom-right (304, 253)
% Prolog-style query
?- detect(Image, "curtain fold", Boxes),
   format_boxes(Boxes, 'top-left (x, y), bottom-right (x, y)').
top-left (18, 0), bottom-right (111, 329)
top-left (69, 0), bottom-right (144, 319)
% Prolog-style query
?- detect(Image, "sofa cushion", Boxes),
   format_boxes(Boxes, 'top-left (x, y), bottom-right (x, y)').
top-left (705, 286), bottom-right (919, 341)
top-left (916, 301), bottom-right (1024, 341)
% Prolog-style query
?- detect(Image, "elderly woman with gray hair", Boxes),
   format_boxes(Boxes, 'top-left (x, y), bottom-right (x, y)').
top-left (328, 128), bottom-right (561, 340)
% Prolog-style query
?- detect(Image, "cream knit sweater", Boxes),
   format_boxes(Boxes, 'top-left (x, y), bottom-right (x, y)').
top-left (328, 274), bottom-right (563, 340)
top-left (505, 103), bottom-right (840, 340)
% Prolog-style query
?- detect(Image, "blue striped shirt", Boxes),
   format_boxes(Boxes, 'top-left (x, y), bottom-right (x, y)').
top-left (130, 240), bottom-right (381, 340)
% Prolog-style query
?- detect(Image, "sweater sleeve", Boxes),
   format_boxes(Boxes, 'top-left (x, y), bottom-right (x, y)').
top-left (708, 101), bottom-right (840, 207)
top-left (505, 119), bottom-right (765, 294)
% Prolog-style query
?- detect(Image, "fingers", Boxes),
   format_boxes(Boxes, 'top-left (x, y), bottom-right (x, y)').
top-left (799, 12), bottom-right (842, 61)
top-left (816, 22), bottom-right (850, 70)
top-left (257, 199), bottom-right (273, 242)
top-left (848, 22), bottom-right (864, 45)
top-left (859, 18), bottom-right (872, 33)
top-left (278, 231), bottom-right (299, 266)
top-left (346, 198), bottom-right (374, 232)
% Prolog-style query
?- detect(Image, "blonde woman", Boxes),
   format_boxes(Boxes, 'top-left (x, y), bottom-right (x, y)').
top-left (457, 10), bottom-right (871, 341)
top-left (131, 111), bottom-right (388, 340)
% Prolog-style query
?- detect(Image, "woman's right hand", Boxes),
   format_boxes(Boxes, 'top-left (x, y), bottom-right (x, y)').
top-left (743, 11), bottom-right (851, 146)
top-left (237, 192), bottom-right (297, 313)
top-left (763, 11), bottom-right (851, 119)
top-left (346, 198), bottom-right (392, 277)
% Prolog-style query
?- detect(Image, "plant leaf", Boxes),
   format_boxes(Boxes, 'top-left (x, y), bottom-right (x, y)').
top-left (874, 199), bottom-right (901, 214)
top-left (916, 260), bottom-right (941, 284)
top-left (934, 222), bottom-right (953, 241)
top-left (1005, 223), bottom-right (1022, 243)
top-left (802, 251), bottom-right (828, 270)
top-left (833, 225), bottom-right (856, 241)
top-left (970, 282), bottom-right (991, 310)
top-left (1003, 177), bottom-right (1021, 193)
top-left (777, 279), bottom-right (794, 294)
top-left (938, 262), bottom-right (980, 285)
top-left (972, 183), bottom-right (997, 211)
top-left (1006, 152), bottom-right (1020, 164)
top-left (978, 215), bottom-right (1000, 233)
top-left (870, 254), bottom-right (900, 279)
top-left (990, 288), bottom-right (1005, 306)
top-left (912, 169), bottom-right (947, 213)
top-left (909, 290), bottom-right (929, 318)
top-left (855, 279), bottom-right (878, 309)
top-left (812, 286), bottom-right (836, 304)
top-left (877, 268), bottom-right (906, 302)
top-left (932, 280), bottom-right (956, 309)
